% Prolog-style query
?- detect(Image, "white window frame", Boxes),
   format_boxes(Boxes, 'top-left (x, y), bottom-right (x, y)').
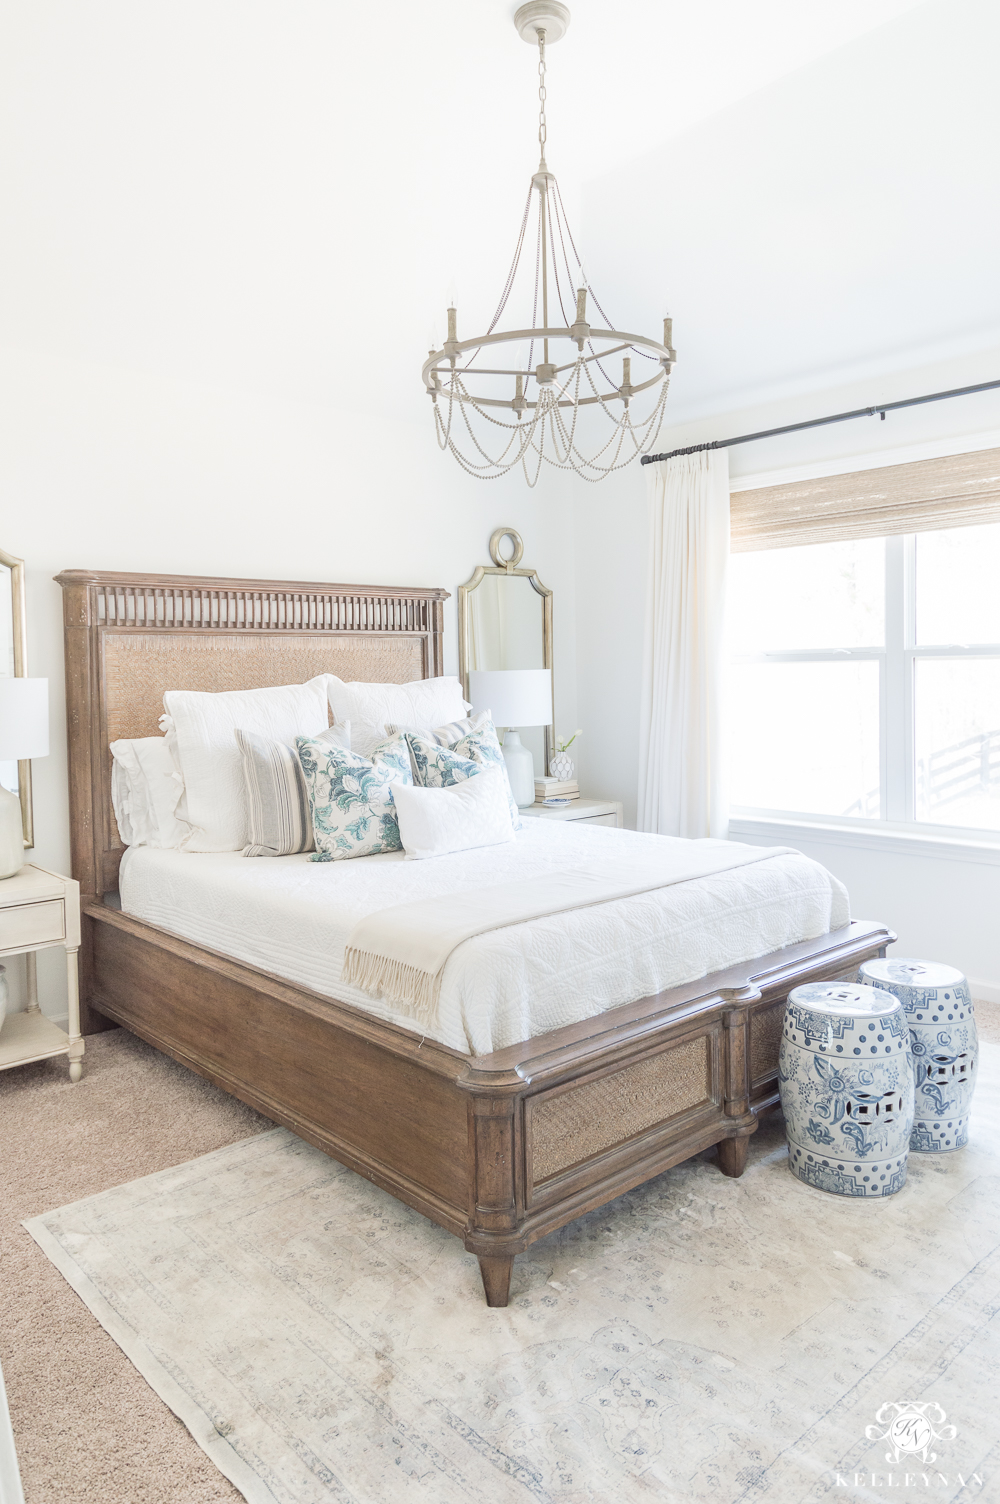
top-left (730, 531), bottom-right (1000, 846)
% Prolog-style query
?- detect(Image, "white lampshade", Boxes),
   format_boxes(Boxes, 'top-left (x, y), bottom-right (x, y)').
top-left (468, 668), bottom-right (552, 728)
top-left (0, 677), bottom-right (49, 760)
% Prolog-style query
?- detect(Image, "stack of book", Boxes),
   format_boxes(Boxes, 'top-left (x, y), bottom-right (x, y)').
top-left (535, 776), bottom-right (580, 806)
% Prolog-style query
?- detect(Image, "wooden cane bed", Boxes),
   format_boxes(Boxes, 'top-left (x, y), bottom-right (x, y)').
top-left (57, 567), bottom-right (894, 1307)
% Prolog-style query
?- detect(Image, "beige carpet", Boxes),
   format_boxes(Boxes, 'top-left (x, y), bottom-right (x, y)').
top-left (3, 1005), bottom-right (999, 1503)
top-left (1, 1028), bottom-right (270, 1503)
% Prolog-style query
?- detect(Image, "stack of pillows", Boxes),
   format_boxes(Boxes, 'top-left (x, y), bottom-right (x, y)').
top-left (110, 674), bottom-right (521, 863)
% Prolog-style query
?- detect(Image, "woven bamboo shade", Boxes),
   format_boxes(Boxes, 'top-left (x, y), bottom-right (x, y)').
top-left (731, 446), bottom-right (1000, 552)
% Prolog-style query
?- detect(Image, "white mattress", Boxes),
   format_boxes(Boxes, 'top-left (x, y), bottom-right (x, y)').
top-left (119, 822), bottom-right (850, 1056)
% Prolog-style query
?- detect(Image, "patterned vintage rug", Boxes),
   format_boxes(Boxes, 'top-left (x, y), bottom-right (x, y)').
top-left (26, 1046), bottom-right (999, 1504)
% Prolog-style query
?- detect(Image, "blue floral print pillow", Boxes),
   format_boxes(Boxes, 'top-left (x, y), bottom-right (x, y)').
top-left (296, 732), bottom-right (412, 861)
top-left (405, 717), bottom-right (520, 831)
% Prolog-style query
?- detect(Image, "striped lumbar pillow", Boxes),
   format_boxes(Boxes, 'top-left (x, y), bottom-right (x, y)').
top-left (236, 722), bottom-right (350, 857)
top-left (383, 713), bottom-right (484, 745)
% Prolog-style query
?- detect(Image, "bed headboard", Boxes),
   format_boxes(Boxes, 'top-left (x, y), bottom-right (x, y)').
top-left (56, 569), bottom-right (449, 897)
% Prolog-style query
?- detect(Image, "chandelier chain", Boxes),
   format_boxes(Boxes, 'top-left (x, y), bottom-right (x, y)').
top-left (537, 29), bottom-right (547, 163)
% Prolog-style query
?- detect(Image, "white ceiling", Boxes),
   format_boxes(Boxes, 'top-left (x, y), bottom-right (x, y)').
top-left (483, 0), bottom-right (930, 186)
top-left (1, 0), bottom-right (991, 435)
top-left (577, 0), bottom-right (1000, 424)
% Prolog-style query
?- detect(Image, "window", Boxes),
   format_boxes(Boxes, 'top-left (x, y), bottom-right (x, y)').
top-left (730, 523), bottom-right (1000, 836)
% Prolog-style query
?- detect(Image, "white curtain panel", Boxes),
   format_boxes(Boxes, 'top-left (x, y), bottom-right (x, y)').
top-left (638, 448), bottom-right (730, 839)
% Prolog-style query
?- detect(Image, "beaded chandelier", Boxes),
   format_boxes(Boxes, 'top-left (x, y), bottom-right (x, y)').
top-left (422, 2), bottom-right (675, 486)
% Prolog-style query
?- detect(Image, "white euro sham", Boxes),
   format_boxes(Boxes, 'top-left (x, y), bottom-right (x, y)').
top-left (161, 676), bottom-right (331, 852)
top-left (327, 675), bottom-right (471, 758)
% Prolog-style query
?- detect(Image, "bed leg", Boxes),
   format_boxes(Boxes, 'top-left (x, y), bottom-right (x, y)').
top-left (478, 1254), bottom-right (514, 1307)
top-left (717, 1135), bottom-right (749, 1178)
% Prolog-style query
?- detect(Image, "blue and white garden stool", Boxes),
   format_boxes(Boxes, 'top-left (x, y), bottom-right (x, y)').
top-left (780, 982), bottom-right (914, 1197)
top-left (858, 959), bottom-right (978, 1153)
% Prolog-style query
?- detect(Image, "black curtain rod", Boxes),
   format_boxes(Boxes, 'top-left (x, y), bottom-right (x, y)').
top-left (640, 377), bottom-right (1000, 465)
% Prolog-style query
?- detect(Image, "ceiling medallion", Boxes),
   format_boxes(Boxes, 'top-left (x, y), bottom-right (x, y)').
top-left (422, 2), bottom-right (675, 486)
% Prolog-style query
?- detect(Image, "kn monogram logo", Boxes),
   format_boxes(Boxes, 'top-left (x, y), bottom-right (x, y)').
top-left (832, 1403), bottom-right (985, 1492)
top-left (866, 1403), bottom-right (956, 1464)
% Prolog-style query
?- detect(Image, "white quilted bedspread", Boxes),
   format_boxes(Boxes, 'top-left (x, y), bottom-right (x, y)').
top-left (118, 822), bottom-right (849, 1056)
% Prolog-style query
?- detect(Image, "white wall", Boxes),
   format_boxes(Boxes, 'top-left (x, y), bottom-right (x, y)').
top-left (0, 350), bottom-right (578, 1015)
top-left (3, 0), bottom-right (998, 1010)
top-left (0, 2), bottom-right (593, 1016)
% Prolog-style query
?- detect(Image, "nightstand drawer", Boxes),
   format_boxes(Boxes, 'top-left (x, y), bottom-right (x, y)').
top-left (0, 899), bottom-right (66, 951)
top-left (578, 813), bottom-right (619, 827)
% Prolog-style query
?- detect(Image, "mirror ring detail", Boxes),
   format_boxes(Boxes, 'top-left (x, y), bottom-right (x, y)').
top-left (489, 528), bottom-right (525, 570)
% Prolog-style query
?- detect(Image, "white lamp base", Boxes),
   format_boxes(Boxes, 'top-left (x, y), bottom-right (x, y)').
top-left (0, 785), bottom-right (25, 880)
top-left (501, 731), bottom-right (536, 809)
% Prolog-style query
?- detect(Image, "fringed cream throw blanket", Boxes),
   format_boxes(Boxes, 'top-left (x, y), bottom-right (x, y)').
top-left (342, 840), bottom-right (794, 1025)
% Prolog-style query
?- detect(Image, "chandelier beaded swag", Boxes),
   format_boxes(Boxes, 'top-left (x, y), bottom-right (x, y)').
top-left (421, 1), bottom-right (675, 485)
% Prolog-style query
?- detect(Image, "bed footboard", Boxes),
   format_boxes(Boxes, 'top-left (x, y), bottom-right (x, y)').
top-left (83, 902), bottom-right (892, 1307)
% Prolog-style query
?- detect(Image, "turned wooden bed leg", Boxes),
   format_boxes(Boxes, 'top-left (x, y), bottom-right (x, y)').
top-left (478, 1255), bottom-right (514, 1307)
top-left (717, 1135), bottom-right (750, 1178)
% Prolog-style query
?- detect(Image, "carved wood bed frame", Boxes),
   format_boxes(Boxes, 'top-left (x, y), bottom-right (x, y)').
top-left (57, 568), bottom-right (894, 1307)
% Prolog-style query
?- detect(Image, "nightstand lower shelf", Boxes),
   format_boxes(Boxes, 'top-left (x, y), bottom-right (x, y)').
top-left (0, 1010), bottom-right (76, 1073)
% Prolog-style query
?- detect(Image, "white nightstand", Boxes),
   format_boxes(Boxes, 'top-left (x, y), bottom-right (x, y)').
top-left (0, 864), bottom-right (84, 1082)
top-left (520, 798), bottom-right (624, 828)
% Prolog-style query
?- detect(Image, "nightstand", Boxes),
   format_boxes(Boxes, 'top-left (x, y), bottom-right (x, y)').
top-left (0, 864), bottom-right (84, 1082)
top-left (519, 798), bottom-right (624, 828)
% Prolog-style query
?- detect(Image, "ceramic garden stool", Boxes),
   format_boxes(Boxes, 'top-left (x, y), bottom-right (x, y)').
top-left (779, 982), bottom-right (914, 1197)
top-left (857, 959), bottom-right (978, 1154)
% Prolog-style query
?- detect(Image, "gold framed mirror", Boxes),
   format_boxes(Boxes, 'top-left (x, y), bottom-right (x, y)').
top-left (458, 528), bottom-right (554, 775)
top-left (0, 546), bottom-right (34, 848)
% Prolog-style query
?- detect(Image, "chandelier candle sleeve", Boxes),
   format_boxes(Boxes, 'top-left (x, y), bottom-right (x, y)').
top-left (421, 4), bottom-right (674, 485)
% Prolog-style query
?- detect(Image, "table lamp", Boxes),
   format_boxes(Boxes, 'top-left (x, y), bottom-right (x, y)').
top-left (468, 668), bottom-right (552, 808)
top-left (0, 678), bottom-right (48, 879)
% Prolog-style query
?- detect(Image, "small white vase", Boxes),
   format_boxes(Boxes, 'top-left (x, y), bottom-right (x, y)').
top-left (502, 731), bottom-right (536, 809)
top-left (549, 750), bottom-right (574, 781)
top-left (0, 785), bottom-right (25, 880)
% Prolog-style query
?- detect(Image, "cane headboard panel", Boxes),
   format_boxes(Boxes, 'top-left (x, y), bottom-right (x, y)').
top-left (56, 570), bottom-right (449, 896)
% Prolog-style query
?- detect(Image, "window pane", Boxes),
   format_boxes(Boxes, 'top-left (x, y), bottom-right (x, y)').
top-left (730, 661), bottom-right (881, 817)
top-left (916, 524), bottom-right (1000, 645)
top-left (729, 537), bottom-right (884, 652)
top-left (914, 658), bottom-right (1000, 830)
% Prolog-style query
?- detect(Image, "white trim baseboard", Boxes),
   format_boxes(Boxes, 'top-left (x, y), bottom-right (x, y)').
top-left (970, 979), bottom-right (1000, 1004)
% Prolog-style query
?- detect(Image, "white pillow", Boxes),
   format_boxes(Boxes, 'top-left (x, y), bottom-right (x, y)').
top-left (391, 767), bottom-right (515, 860)
top-left (161, 677), bottom-right (331, 852)
top-left (110, 737), bottom-right (192, 849)
top-left (327, 676), bottom-right (471, 759)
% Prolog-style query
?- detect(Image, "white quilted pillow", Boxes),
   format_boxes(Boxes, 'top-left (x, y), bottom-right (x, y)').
top-left (391, 767), bottom-right (515, 860)
top-left (161, 677), bottom-right (331, 851)
top-left (327, 676), bottom-right (471, 758)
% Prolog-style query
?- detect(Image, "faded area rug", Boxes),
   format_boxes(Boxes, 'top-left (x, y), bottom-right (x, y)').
top-left (26, 1047), bottom-right (1000, 1504)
